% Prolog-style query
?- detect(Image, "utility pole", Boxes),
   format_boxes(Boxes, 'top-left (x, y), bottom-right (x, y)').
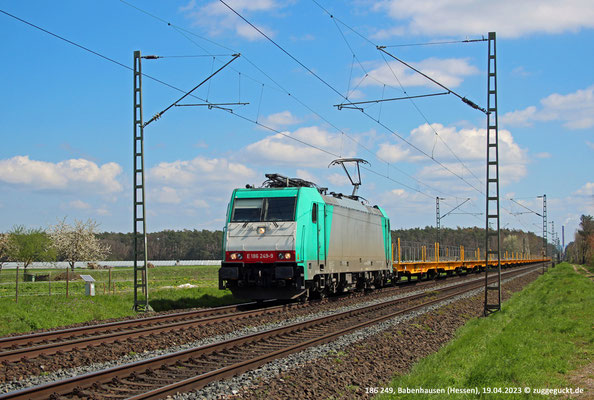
top-left (483, 32), bottom-right (502, 316)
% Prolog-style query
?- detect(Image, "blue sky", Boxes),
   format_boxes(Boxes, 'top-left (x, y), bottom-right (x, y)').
top-left (0, 0), bottom-right (592, 246)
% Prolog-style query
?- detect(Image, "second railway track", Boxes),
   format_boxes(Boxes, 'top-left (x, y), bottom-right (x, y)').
top-left (0, 266), bottom-right (516, 364)
top-left (0, 263), bottom-right (545, 400)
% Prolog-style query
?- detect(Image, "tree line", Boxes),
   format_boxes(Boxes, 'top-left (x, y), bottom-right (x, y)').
top-left (1, 223), bottom-right (564, 268)
top-left (0, 219), bottom-right (109, 272)
top-left (97, 230), bottom-right (223, 261)
top-left (565, 215), bottom-right (594, 266)
top-left (99, 226), bottom-right (553, 261)
top-left (393, 226), bottom-right (556, 257)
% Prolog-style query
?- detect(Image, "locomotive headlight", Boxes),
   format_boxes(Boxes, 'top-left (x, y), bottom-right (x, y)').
top-left (257, 226), bottom-right (266, 235)
top-left (277, 251), bottom-right (293, 260)
top-left (230, 253), bottom-right (238, 260)
top-left (229, 252), bottom-right (243, 260)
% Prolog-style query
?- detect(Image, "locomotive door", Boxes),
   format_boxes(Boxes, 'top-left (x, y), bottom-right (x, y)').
top-left (316, 202), bottom-right (326, 267)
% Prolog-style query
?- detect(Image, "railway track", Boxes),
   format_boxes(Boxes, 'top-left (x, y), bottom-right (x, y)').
top-left (0, 267), bottom-right (505, 364)
top-left (0, 263), bottom-right (544, 400)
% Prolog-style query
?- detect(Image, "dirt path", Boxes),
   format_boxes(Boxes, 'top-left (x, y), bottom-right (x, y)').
top-left (572, 264), bottom-right (594, 281)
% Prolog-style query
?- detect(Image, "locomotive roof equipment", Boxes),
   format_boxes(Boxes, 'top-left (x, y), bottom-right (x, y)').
top-left (328, 158), bottom-right (369, 199)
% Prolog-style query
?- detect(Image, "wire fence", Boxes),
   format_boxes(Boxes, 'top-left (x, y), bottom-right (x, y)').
top-left (0, 263), bottom-right (221, 301)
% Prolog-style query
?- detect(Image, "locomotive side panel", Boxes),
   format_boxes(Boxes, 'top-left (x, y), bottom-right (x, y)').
top-left (325, 204), bottom-right (388, 274)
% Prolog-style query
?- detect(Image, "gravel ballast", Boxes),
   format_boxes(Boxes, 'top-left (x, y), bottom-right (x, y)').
top-left (187, 269), bottom-right (542, 400)
top-left (0, 267), bottom-right (540, 397)
top-left (0, 271), bottom-right (498, 391)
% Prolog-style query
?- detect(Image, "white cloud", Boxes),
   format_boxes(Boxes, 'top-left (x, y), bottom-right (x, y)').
top-left (148, 155), bottom-right (257, 213)
top-left (511, 66), bottom-right (532, 78)
top-left (376, 142), bottom-right (412, 163)
top-left (261, 111), bottom-right (301, 129)
top-left (244, 126), bottom-right (357, 167)
top-left (575, 182), bottom-right (594, 197)
top-left (500, 106), bottom-right (540, 127)
top-left (376, 188), bottom-right (433, 215)
top-left (180, 0), bottom-right (280, 40)
top-left (501, 85), bottom-right (594, 129)
top-left (370, 26), bottom-right (406, 40)
top-left (296, 169), bottom-right (318, 184)
top-left (359, 58), bottom-right (478, 89)
top-left (152, 186), bottom-right (182, 204)
top-left (0, 156), bottom-right (123, 193)
top-left (192, 199), bottom-right (210, 208)
top-left (69, 200), bottom-right (91, 209)
top-left (150, 156), bottom-right (256, 186)
top-left (96, 207), bottom-right (110, 216)
top-left (534, 152), bottom-right (551, 159)
top-left (378, 123), bottom-right (528, 187)
top-left (372, 0), bottom-right (594, 38)
top-left (326, 172), bottom-right (352, 187)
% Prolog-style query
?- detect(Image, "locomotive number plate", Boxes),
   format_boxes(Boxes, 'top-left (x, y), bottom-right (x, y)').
top-left (245, 252), bottom-right (276, 262)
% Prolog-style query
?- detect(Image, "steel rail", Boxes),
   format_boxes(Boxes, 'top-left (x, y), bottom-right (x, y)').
top-left (0, 301), bottom-right (308, 363)
top-left (0, 263), bottom-right (545, 400)
top-left (0, 302), bottom-right (256, 349)
top-left (0, 267), bottom-right (501, 361)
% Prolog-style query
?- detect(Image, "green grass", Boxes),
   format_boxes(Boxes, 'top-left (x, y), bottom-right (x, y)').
top-left (0, 265), bottom-right (220, 297)
top-left (377, 263), bottom-right (594, 400)
top-left (0, 265), bottom-right (244, 336)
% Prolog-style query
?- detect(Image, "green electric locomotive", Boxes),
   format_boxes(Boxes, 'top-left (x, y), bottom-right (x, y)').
top-left (219, 173), bottom-right (393, 300)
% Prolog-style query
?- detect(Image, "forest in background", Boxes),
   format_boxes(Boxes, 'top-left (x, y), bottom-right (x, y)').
top-left (565, 215), bottom-right (594, 266)
top-left (97, 226), bottom-right (555, 261)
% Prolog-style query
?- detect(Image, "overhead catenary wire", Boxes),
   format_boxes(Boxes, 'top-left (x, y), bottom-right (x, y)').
top-left (143, 54), bottom-right (240, 128)
top-left (377, 47), bottom-right (487, 114)
top-left (219, 0), bottom-right (489, 198)
top-left (310, 0), bottom-right (487, 189)
top-left (376, 51), bottom-right (486, 188)
top-left (3, 5), bottom-right (502, 224)
top-left (117, 0), bottom-right (458, 199)
top-left (0, 6), bottom-right (445, 203)
top-left (384, 38), bottom-right (488, 48)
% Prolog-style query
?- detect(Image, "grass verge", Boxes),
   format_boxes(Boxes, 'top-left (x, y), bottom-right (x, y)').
top-left (378, 263), bottom-right (593, 399)
top-left (0, 266), bottom-right (243, 336)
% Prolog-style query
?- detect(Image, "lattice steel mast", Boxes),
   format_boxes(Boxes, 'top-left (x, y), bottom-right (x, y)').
top-left (133, 51), bottom-right (150, 311)
top-left (131, 51), bottom-right (240, 311)
top-left (483, 32), bottom-right (502, 316)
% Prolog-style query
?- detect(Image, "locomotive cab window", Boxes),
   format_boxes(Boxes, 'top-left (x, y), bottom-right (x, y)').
top-left (312, 203), bottom-right (318, 223)
top-left (231, 198), bottom-right (263, 222)
top-left (231, 197), bottom-right (296, 222)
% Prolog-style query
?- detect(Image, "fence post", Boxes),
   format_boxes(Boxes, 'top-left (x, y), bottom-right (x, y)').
top-left (66, 266), bottom-right (69, 298)
top-left (15, 264), bottom-right (19, 304)
top-left (108, 268), bottom-right (112, 295)
top-left (49, 272), bottom-right (51, 296)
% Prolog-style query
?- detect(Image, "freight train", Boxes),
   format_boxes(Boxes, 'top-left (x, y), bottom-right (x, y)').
top-left (218, 172), bottom-right (393, 300)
